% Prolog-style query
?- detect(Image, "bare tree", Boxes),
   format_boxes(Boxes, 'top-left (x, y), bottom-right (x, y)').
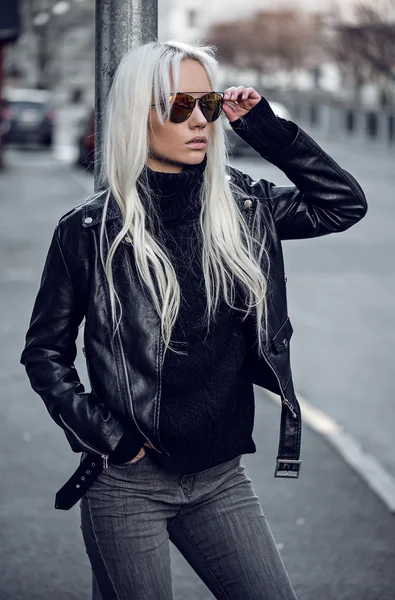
top-left (18, 0), bottom-right (95, 88)
top-left (326, 0), bottom-right (395, 106)
top-left (204, 9), bottom-right (322, 82)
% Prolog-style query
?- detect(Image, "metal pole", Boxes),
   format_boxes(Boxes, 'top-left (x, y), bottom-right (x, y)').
top-left (94, 0), bottom-right (158, 190)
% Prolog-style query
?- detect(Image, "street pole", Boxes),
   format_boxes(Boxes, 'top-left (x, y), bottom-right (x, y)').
top-left (94, 0), bottom-right (158, 190)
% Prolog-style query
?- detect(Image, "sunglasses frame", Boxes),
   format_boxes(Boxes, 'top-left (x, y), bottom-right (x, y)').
top-left (150, 92), bottom-right (225, 123)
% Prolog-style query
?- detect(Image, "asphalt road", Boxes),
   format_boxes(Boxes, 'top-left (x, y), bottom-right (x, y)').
top-left (0, 140), bottom-right (394, 600)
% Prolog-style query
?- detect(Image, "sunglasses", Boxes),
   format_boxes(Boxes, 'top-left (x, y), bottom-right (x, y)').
top-left (150, 92), bottom-right (224, 123)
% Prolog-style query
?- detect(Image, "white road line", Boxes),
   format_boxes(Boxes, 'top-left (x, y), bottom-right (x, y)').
top-left (264, 390), bottom-right (395, 513)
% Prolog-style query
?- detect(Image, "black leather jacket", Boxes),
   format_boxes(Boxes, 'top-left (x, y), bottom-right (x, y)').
top-left (20, 123), bottom-right (367, 483)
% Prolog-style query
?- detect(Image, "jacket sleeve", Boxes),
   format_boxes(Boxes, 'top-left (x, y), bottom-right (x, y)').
top-left (20, 223), bottom-right (145, 461)
top-left (230, 97), bottom-right (368, 240)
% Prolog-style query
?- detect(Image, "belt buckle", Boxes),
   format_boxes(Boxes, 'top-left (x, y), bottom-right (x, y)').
top-left (274, 458), bottom-right (302, 478)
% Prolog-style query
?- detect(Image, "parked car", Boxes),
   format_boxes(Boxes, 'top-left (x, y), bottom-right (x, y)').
top-left (75, 108), bottom-right (94, 172)
top-left (224, 100), bottom-right (292, 157)
top-left (2, 88), bottom-right (54, 147)
top-left (0, 98), bottom-right (10, 167)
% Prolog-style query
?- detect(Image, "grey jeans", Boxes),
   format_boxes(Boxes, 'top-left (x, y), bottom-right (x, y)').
top-left (79, 449), bottom-right (298, 600)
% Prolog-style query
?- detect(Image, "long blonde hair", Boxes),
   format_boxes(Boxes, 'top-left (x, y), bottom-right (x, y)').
top-left (94, 40), bottom-right (271, 365)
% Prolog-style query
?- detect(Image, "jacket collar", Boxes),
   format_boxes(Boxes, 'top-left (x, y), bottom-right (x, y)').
top-left (81, 167), bottom-right (252, 229)
top-left (82, 191), bottom-right (121, 228)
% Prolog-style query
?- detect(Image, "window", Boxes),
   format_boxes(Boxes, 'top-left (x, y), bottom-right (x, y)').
top-left (187, 9), bottom-right (198, 28)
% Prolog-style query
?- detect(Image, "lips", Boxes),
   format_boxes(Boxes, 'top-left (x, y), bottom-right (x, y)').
top-left (186, 136), bottom-right (207, 144)
top-left (186, 140), bottom-right (207, 149)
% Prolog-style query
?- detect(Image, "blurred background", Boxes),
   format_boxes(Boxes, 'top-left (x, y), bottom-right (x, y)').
top-left (1, 1), bottom-right (395, 599)
top-left (1, 0), bottom-right (395, 166)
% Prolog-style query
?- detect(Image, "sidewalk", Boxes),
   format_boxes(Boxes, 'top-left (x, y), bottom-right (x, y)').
top-left (0, 151), bottom-right (394, 600)
top-left (245, 389), bottom-right (395, 600)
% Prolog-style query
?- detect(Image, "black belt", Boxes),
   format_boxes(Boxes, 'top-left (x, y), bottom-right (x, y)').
top-left (55, 453), bottom-right (103, 510)
top-left (274, 403), bottom-right (302, 478)
top-left (55, 402), bottom-right (302, 510)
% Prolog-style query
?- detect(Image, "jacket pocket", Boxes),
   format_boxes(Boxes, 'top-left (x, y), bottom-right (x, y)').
top-left (83, 346), bottom-right (101, 400)
top-left (272, 316), bottom-right (293, 353)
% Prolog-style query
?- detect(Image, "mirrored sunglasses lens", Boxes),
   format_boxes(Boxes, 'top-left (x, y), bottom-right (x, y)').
top-left (169, 93), bottom-right (194, 123)
top-left (200, 93), bottom-right (223, 122)
top-left (168, 93), bottom-right (223, 123)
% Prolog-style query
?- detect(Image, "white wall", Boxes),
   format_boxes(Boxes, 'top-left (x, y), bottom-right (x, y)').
top-left (159, 0), bottom-right (207, 43)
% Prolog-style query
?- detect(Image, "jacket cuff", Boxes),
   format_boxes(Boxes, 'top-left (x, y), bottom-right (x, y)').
top-left (109, 429), bottom-right (146, 465)
top-left (229, 96), bottom-right (298, 158)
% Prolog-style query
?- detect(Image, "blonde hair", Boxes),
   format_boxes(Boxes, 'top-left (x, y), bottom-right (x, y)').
top-left (94, 40), bottom-right (271, 366)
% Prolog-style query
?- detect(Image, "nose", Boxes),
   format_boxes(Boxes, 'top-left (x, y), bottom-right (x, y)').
top-left (190, 100), bottom-right (208, 125)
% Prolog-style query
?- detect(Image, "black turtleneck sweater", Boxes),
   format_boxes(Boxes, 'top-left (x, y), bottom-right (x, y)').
top-left (110, 96), bottom-right (297, 472)
top-left (141, 150), bottom-right (256, 473)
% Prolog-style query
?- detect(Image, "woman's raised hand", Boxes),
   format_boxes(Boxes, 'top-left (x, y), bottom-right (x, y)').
top-left (222, 86), bottom-right (262, 123)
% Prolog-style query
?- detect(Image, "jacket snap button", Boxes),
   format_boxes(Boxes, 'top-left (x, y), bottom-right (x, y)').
top-left (226, 174), bottom-right (231, 181)
top-left (283, 339), bottom-right (288, 347)
top-left (244, 199), bottom-right (252, 209)
top-left (84, 217), bottom-right (93, 224)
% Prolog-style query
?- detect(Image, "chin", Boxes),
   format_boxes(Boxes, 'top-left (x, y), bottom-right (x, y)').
top-left (185, 152), bottom-right (207, 163)
top-left (152, 152), bottom-right (206, 172)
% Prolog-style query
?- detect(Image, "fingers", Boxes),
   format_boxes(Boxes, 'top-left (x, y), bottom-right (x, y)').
top-left (224, 86), bottom-right (243, 102)
top-left (128, 446), bottom-right (146, 463)
top-left (241, 87), bottom-right (256, 100)
top-left (223, 86), bottom-right (258, 102)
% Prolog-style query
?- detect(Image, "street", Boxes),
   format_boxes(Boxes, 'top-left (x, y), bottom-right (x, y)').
top-left (237, 136), bottom-right (395, 481)
top-left (0, 135), bottom-right (394, 600)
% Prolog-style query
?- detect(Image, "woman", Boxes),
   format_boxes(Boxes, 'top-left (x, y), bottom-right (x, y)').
top-left (21, 40), bottom-right (367, 599)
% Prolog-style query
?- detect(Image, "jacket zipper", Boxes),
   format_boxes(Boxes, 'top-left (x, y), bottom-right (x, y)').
top-left (115, 240), bottom-right (164, 455)
top-left (157, 333), bottom-right (166, 452)
top-left (59, 413), bottom-right (109, 468)
top-left (245, 201), bottom-right (297, 420)
top-left (260, 351), bottom-right (297, 418)
top-left (116, 328), bottom-right (164, 454)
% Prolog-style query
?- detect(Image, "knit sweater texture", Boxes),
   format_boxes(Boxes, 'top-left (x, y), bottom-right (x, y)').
top-left (110, 96), bottom-right (298, 472)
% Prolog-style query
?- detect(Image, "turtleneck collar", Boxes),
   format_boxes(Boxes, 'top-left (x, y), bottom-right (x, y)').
top-left (138, 154), bottom-right (207, 224)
